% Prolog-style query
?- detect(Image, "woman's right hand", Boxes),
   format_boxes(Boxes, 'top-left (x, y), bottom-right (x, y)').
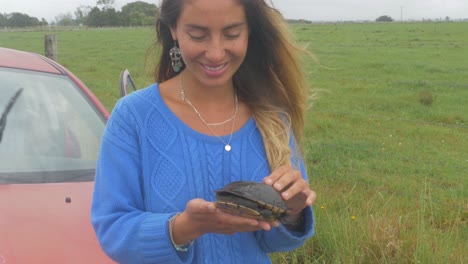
top-left (171, 198), bottom-right (278, 245)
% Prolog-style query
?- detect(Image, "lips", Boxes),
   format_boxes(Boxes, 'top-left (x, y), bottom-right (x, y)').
top-left (201, 63), bottom-right (228, 77)
top-left (204, 64), bottom-right (225, 71)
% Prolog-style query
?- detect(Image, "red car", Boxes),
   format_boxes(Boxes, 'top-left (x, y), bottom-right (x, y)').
top-left (0, 47), bottom-right (114, 263)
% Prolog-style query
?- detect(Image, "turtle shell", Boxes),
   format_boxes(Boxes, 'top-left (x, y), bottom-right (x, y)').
top-left (215, 181), bottom-right (288, 221)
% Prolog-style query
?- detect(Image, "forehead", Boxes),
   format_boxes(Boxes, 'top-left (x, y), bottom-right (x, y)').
top-left (179, 0), bottom-right (246, 28)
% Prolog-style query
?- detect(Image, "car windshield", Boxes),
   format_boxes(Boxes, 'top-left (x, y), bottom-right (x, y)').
top-left (0, 68), bottom-right (105, 184)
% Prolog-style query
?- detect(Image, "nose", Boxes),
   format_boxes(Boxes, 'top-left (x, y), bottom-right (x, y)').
top-left (205, 37), bottom-right (225, 63)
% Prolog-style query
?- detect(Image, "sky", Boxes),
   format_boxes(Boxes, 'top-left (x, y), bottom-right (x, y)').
top-left (1, 0), bottom-right (467, 22)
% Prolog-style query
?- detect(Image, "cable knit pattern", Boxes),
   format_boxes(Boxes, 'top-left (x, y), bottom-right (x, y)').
top-left (91, 83), bottom-right (315, 264)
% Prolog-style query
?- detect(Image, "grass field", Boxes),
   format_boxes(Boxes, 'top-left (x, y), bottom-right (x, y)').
top-left (1, 22), bottom-right (467, 263)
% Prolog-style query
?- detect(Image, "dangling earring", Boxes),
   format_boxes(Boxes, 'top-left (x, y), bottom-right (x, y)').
top-left (170, 41), bottom-right (183, 72)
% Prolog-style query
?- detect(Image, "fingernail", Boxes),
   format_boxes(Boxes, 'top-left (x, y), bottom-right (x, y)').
top-left (275, 183), bottom-right (282, 189)
top-left (282, 192), bottom-right (289, 198)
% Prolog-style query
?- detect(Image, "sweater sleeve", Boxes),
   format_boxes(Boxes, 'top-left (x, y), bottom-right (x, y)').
top-left (254, 135), bottom-right (315, 252)
top-left (91, 98), bottom-right (194, 264)
top-left (255, 206), bottom-right (314, 253)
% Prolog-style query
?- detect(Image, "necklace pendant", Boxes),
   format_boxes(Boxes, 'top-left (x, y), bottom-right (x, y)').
top-left (225, 144), bottom-right (232, 152)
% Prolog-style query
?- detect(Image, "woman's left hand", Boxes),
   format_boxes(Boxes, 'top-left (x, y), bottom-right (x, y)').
top-left (263, 165), bottom-right (316, 214)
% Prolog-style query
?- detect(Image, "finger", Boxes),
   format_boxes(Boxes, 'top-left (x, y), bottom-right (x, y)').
top-left (307, 190), bottom-right (317, 205)
top-left (263, 165), bottom-right (290, 185)
top-left (272, 169), bottom-right (302, 192)
top-left (258, 221), bottom-right (272, 231)
top-left (216, 218), bottom-right (264, 234)
top-left (259, 220), bottom-right (281, 231)
top-left (270, 220), bottom-right (280, 228)
top-left (231, 225), bottom-right (264, 233)
top-left (206, 202), bottom-right (217, 212)
top-left (287, 190), bottom-right (316, 212)
top-left (216, 210), bottom-right (259, 226)
top-left (281, 180), bottom-right (308, 201)
top-left (187, 199), bottom-right (217, 214)
top-left (254, 220), bottom-right (277, 231)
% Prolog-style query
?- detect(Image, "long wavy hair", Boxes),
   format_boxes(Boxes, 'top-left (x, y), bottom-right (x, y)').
top-left (154, 0), bottom-right (309, 170)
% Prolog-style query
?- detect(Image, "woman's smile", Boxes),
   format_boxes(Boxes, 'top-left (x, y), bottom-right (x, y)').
top-left (201, 62), bottom-right (229, 77)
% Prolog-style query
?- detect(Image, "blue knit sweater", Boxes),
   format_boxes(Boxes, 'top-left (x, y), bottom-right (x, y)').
top-left (91, 83), bottom-right (315, 264)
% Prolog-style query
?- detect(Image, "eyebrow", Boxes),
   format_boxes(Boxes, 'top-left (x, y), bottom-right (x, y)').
top-left (184, 22), bottom-right (246, 31)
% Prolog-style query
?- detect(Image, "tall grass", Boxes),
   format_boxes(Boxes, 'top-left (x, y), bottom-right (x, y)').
top-left (1, 22), bottom-right (467, 263)
top-left (271, 22), bottom-right (467, 264)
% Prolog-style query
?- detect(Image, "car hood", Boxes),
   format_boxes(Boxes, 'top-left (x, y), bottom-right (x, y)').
top-left (0, 182), bottom-right (114, 263)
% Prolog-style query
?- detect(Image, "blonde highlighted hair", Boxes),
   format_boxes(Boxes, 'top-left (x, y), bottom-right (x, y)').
top-left (155, 0), bottom-right (309, 170)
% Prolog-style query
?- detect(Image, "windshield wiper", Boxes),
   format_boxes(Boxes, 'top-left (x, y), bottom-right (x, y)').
top-left (0, 88), bottom-right (23, 143)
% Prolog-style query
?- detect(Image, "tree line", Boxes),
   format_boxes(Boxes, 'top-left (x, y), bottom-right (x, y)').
top-left (0, 0), bottom-right (158, 28)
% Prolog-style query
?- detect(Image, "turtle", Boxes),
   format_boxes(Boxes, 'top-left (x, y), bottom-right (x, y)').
top-left (214, 181), bottom-right (289, 222)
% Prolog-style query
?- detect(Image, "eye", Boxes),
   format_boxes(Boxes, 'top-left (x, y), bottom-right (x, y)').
top-left (224, 27), bottom-right (243, 40)
top-left (225, 33), bottom-right (241, 40)
top-left (189, 34), bottom-right (207, 41)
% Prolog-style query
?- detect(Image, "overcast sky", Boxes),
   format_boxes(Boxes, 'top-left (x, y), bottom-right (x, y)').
top-left (1, 0), bottom-right (467, 22)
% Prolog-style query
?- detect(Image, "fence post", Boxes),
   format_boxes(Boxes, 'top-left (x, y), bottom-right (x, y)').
top-left (44, 34), bottom-right (57, 61)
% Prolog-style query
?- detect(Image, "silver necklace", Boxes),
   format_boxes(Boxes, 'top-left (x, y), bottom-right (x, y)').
top-left (180, 76), bottom-right (238, 126)
top-left (179, 74), bottom-right (238, 152)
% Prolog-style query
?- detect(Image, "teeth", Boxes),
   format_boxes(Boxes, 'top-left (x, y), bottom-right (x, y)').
top-left (205, 64), bottom-right (224, 71)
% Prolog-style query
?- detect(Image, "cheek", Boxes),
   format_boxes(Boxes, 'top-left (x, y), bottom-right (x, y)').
top-left (224, 35), bottom-right (249, 60)
top-left (234, 38), bottom-right (249, 60)
top-left (179, 38), bottom-right (204, 61)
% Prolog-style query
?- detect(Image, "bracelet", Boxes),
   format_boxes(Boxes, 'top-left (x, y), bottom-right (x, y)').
top-left (168, 213), bottom-right (194, 252)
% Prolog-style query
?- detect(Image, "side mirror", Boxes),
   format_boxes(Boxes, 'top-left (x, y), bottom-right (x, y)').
top-left (119, 69), bottom-right (137, 97)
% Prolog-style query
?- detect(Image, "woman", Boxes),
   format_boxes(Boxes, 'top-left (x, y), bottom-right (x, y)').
top-left (91, 0), bottom-right (316, 263)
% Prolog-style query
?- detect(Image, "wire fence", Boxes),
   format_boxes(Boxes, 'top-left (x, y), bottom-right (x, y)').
top-left (0, 25), bottom-right (151, 33)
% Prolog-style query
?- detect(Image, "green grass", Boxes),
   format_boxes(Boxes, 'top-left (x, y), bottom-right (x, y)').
top-left (1, 22), bottom-right (467, 263)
